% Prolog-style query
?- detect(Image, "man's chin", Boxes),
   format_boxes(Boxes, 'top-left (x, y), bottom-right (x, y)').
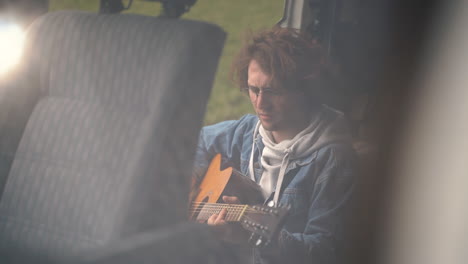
top-left (259, 120), bottom-right (277, 132)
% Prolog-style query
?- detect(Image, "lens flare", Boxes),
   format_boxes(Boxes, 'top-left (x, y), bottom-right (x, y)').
top-left (0, 22), bottom-right (25, 76)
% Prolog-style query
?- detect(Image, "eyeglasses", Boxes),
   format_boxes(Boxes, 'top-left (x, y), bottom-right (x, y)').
top-left (245, 85), bottom-right (287, 97)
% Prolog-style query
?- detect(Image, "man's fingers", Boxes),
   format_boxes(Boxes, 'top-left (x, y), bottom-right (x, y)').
top-left (207, 209), bottom-right (227, 225)
top-left (217, 208), bottom-right (227, 222)
top-left (207, 214), bottom-right (218, 225)
top-left (222, 196), bottom-right (240, 204)
top-left (214, 208), bottom-right (227, 224)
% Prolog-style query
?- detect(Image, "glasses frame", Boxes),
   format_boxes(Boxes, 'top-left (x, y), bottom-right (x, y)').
top-left (244, 85), bottom-right (288, 98)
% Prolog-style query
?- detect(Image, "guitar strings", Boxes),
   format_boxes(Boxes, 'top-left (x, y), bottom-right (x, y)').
top-left (188, 208), bottom-right (262, 213)
top-left (189, 203), bottom-right (271, 214)
top-left (190, 202), bottom-right (260, 212)
top-left (189, 208), bottom-right (264, 214)
top-left (189, 202), bottom-right (271, 213)
top-left (190, 205), bottom-right (247, 221)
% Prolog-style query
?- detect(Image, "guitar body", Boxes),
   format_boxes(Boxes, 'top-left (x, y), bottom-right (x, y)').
top-left (192, 154), bottom-right (233, 204)
top-left (191, 154), bottom-right (264, 209)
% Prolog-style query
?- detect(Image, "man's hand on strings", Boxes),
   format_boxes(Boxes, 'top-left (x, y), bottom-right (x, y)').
top-left (207, 195), bottom-right (240, 226)
top-left (207, 196), bottom-right (249, 244)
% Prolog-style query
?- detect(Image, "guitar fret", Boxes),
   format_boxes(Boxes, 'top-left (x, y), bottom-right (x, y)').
top-left (238, 205), bottom-right (247, 221)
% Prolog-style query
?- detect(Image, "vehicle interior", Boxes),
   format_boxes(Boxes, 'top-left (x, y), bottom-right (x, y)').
top-left (0, 0), bottom-right (466, 263)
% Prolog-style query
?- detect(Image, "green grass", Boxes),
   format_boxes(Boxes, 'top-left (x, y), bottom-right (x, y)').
top-left (49, 0), bottom-right (284, 124)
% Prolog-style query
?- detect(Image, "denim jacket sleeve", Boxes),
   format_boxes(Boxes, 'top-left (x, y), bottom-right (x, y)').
top-left (263, 143), bottom-right (356, 264)
top-left (192, 115), bottom-right (256, 186)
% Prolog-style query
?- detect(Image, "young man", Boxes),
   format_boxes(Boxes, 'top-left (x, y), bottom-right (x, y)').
top-left (192, 27), bottom-right (356, 264)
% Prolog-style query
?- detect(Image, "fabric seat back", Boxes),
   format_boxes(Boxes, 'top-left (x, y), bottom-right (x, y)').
top-left (0, 11), bottom-right (225, 259)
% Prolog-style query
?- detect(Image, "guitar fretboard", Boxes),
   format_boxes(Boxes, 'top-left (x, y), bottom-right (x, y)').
top-left (190, 202), bottom-right (249, 222)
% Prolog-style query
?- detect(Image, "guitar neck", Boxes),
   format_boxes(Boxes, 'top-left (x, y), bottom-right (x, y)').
top-left (190, 202), bottom-right (250, 222)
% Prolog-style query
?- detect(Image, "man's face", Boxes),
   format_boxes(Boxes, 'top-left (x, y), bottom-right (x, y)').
top-left (247, 60), bottom-right (309, 138)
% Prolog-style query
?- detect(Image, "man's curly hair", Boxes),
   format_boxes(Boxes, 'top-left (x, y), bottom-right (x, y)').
top-left (232, 27), bottom-right (328, 101)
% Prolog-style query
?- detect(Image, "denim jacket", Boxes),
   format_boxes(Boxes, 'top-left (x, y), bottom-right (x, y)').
top-left (193, 113), bottom-right (356, 264)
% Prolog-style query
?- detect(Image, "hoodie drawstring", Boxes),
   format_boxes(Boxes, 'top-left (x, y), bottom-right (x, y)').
top-left (272, 148), bottom-right (291, 205)
top-left (249, 121), bottom-right (261, 182)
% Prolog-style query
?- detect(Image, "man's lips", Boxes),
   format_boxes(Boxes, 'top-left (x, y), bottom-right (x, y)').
top-left (258, 113), bottom-right (273, 120)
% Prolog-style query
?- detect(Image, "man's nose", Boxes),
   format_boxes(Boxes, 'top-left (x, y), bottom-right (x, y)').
top-left (255, 92), bottom-right (271, 110)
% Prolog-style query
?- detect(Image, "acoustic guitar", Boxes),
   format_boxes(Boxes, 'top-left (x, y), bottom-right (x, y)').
top-left (190, 154), bottom-right (289, 247)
